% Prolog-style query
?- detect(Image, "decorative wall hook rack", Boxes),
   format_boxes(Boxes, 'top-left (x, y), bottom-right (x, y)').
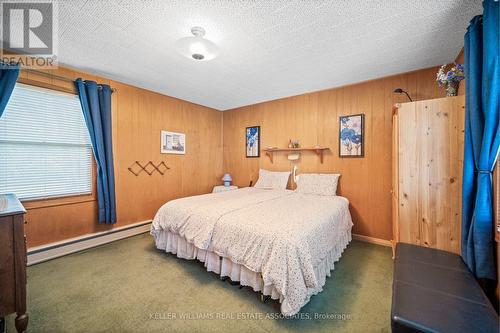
top-left (128, 161), bottom-right (171, 176)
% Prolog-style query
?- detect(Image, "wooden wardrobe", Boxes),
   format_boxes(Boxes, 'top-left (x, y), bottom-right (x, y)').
top-left (392, 96), bottom-right (465, 255)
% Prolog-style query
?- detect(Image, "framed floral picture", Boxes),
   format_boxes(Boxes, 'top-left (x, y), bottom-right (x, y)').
top-left (246, 126), bottom-right (260, 158)
top-left (339, 114), bottom-right (364, 157)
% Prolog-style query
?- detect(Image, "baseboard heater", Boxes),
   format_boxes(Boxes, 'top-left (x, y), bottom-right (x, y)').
top-left (27, 220), bottom-right (152, 266)
top-left (27, 224), bottom-right (389, 266)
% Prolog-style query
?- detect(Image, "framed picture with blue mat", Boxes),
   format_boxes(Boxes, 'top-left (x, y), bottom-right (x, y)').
top-left (246, 126), bottom-right (260, 158)
top-left (339, 114), bottom-right (364, 157)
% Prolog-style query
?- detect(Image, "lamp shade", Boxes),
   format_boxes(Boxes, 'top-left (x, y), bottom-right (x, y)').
top-left (222, 173), bottom-right (232, 182)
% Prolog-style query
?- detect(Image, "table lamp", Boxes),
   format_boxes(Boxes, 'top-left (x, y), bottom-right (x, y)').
top-left (222, 173), bottom-right (232, 187)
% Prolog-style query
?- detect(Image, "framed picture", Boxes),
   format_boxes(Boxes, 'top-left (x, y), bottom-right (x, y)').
top-left (246, 126), bottom-right (260, 158)
top-left (161, 130), bottom-right (186, 154)
top-left (339, 114), bottom-right (364, 157)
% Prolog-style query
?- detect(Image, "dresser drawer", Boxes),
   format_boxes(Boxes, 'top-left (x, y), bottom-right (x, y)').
top-left (0, 217), bottom-right (16, 316)
top-left (0, 193), bottom-right (28, 332)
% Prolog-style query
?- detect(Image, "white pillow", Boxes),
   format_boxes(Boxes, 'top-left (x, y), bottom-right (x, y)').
top-left (296, 173), bottom-right (340, 196)
top-left (254, 169), bottom-right (290, 190)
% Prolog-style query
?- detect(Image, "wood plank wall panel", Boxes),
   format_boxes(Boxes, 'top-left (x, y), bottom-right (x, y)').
top-left (397, 96), bottom-right (464, 253)
top-left (222, 66), bottom-right (450, 241)
top-left (16, 66), bottom-right (223, 247)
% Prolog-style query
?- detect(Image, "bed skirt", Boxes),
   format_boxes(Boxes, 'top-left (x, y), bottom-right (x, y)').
top-left (151, 228), bottom-right (352, 308)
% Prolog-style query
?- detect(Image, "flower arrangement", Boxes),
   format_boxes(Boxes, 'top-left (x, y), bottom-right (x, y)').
top-left (436, 63), bottom-right (464, 96)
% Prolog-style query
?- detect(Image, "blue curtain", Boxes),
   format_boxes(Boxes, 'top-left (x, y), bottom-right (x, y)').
top-left (0, 63), bottom-right (20, 118)
top-left (75, 79), bottom-right (117, 224)
top-left (462, 0), bottom-right (499, 280)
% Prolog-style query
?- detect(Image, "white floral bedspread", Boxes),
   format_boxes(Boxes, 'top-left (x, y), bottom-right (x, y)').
top-left (210, 193), bottom-right (353, 316)
top-left (151, 187), bottom-right (292, 250)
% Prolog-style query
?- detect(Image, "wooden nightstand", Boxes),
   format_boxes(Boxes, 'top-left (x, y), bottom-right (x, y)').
top-left (212, 185), bottom-right (238, 193)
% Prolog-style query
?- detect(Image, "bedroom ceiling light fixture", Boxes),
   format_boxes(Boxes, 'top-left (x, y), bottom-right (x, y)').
top-left (174, 27), bottom-right (219, 61)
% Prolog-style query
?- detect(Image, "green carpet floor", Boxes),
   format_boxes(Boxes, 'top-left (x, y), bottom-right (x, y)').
top-left (6, 233), bottom-right (393, 333)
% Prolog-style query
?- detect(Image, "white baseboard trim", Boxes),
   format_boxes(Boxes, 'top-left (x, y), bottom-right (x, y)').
top-left (352, 233), bottom-right (392, 247)
top-left (27, 220), bottom-right (152, 266)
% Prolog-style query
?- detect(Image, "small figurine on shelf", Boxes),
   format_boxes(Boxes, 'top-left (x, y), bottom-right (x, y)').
top-left (288, 139), bottom-right (293, 148)
top-left (292, 140), bottom-right (300, 148)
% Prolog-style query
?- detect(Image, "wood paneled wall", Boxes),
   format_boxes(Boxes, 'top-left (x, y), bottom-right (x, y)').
top-left (17, 67), bottom-right (223, 247)
top-left (222, 66), bottom-right (451, 241)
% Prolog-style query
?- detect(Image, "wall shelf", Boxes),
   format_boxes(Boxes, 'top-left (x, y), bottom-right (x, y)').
top-left (263, 147), bottom-right (330, 163)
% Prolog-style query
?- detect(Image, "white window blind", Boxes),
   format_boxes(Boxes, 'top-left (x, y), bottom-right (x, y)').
top-left (0, 83), bottom-right (93, 200)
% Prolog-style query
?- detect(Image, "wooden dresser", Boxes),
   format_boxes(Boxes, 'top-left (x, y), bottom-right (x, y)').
top-left (0, 194), bottom-right (28, 332)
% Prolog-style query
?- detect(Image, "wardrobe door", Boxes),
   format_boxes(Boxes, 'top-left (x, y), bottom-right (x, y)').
top-left (398, 101), bottom-right (421, 247)
top-left (397, 96), bottom-right (464, 254)
top-left (418, 97), bottom-right (463, 253)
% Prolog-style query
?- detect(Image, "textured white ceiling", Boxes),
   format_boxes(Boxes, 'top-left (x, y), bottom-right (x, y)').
top-left (53, 0), bottom-right (482, 110)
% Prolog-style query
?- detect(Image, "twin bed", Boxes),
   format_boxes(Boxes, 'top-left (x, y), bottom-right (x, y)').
top-left (150, 170), bottom-right (353, 316)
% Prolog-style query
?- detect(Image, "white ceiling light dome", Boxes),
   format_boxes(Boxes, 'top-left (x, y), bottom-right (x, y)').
top-left (175, 27), bottom-right (219, 61)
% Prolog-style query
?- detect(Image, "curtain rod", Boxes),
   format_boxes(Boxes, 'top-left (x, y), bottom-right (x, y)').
top-left (22, 68), bottom-right (117, 92)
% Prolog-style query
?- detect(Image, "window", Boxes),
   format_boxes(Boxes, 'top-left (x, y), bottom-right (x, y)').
top-left (0, 83), bottom-right (93, 200)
